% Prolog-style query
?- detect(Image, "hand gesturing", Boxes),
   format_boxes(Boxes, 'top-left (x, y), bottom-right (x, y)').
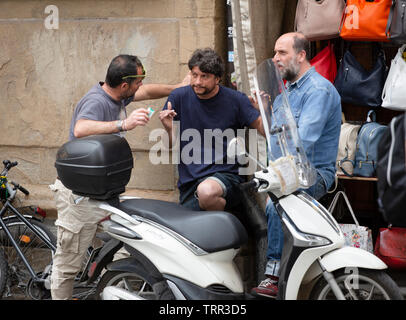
top-left (159, 101), bottom-right (177, 131)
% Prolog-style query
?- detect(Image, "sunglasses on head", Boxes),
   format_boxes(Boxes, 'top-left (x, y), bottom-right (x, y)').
top-left (122, 66), bottom-right (147, 80)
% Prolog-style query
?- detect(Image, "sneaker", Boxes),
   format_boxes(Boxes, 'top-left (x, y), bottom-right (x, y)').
top-left (251, 276), bottom-right (278, 298)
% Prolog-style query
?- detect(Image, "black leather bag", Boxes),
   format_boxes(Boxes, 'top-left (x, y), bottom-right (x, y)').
top-left (386, 0), bottom-right (406, 44)
top-left (334, 45), bottom-right (387, 108)
top-left (377, 113), bottom-right (406, 227)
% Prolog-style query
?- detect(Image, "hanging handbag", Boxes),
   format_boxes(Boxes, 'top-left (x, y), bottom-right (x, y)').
top-left (376, 113), bottom-right (406, 227)
top-left (340, 0), bottom-right (391, 42)
top-left (310, 42), bottom-right (338, 83)
top-left (334, 44), bottom-right (387, 107)
top-left (336, 121), bottom-right (361, 176)
top-left (381, 45), bottom-right (406, 111)
top-left (295, 0), bottom-right (346, 41)
top-left (385, 0), bottom-right (406, 44)
top-left (374, 227), bottom-right (406, 269)
top-left (328, 191), bottom-right (374, 253)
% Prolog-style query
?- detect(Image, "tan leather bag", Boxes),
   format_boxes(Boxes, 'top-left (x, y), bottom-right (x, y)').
top-left (295, 0), bottom-right (346, 41)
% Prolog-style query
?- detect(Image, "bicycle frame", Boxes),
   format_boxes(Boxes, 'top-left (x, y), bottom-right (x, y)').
top-left (0, 159), bottom-right (122, 299)
top-left (0, 200), bottom-right (56, 283)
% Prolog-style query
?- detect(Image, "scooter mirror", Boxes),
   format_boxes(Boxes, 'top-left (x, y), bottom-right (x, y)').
top-left (227, 136), bottom-right (246, 158)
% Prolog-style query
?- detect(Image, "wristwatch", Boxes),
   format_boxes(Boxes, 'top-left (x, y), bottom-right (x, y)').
top-left (116, 120), bottom-right (124, 132)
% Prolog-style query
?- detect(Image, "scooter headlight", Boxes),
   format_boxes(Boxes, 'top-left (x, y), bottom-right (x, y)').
top-left (300, 233), bottom-right (332, 247)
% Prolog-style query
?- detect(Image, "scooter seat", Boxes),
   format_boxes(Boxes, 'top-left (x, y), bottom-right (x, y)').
top-left (117, 198), bottom-right (248, 253)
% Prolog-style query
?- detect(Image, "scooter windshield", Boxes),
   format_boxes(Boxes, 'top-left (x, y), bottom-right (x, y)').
top-left (254, 58), bottom-right (316, 191)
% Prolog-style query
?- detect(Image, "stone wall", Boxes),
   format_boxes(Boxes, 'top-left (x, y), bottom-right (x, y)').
top-left (0, 0), bottom-right (227, 212)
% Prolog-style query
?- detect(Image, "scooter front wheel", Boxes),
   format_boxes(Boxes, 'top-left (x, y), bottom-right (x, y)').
top-left (309, 268), bottom-right (403, 300)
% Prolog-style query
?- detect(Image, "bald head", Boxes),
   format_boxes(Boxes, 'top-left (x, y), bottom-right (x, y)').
top-left (278, 32), bottom-right (310, 61)
top-left (273, 32), bottom-right (311, 82)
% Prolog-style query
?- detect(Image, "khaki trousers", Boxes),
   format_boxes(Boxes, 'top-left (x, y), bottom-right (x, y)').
top-left (49, 179), bottom-right (121, 300)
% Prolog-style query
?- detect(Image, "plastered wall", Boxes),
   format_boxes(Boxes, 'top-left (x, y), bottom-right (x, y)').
top-left (0, 0), bottom-right (226, 210)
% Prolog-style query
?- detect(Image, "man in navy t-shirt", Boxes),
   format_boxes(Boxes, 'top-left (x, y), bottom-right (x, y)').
top-left (160, 48), bottom-right (264, 212)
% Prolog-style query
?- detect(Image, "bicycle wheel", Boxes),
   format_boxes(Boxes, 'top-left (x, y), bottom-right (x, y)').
top-left (0, 217), bottom-right (56, 299)
top-left (0, 248), bottom-right (7, 298)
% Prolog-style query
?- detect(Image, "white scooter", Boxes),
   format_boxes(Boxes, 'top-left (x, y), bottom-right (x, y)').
top-left (75, 59), bottom-right (402, 300)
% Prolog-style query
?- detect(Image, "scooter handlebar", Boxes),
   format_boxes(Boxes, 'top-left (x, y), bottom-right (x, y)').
top-left (239, 179), bottom-right (260, 190)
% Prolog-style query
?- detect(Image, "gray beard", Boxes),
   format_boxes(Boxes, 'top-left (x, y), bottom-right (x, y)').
top-left (280, 60), bottom-right (300, 82)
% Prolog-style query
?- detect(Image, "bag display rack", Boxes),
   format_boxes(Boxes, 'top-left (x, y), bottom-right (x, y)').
top-left (295, 1), bottom-right (406, 281)
top-left (315, 42), bottom-right (402, 232)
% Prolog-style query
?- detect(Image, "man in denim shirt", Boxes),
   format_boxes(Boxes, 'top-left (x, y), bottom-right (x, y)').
top-left (252, 32), bottom-right (341, 298)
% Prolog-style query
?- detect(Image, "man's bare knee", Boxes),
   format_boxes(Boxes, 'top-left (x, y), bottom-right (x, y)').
top-left (196, 180), bottom-right (222, 199)
top-left (196, 179), bottom-right (225, 210)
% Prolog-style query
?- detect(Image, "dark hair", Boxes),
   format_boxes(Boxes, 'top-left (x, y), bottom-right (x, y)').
top-left (105, 55), bottom-right (144, 88)
top-left (292, 34), bottom-right (310, 61)
top-left (188, 48), bottom-right (224, 78)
